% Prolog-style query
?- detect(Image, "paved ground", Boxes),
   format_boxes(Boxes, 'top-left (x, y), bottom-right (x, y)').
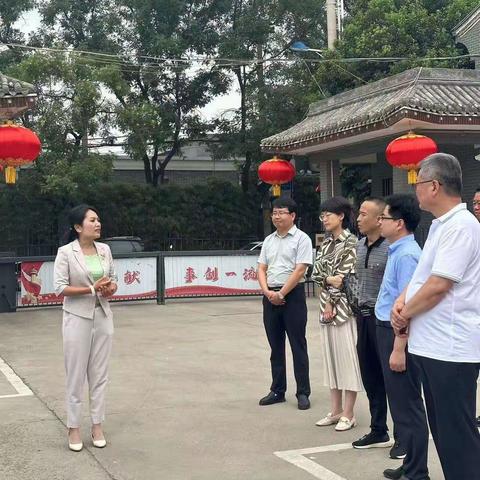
top-left (0, 297), bottom-right (469, 480)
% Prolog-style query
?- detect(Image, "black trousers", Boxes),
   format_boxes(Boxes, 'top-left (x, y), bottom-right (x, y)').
top-left (411, 354), bottom-right (480, 480)
top-left (356, 310), bottom-right (389, 434)
top-left (376, 325), bottom-right (429, 480)
top-left (263, 284), bottom-right (310, 397)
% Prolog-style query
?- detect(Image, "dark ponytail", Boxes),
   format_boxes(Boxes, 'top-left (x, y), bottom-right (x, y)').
top-left (62, 204), bottom-right (100, 245)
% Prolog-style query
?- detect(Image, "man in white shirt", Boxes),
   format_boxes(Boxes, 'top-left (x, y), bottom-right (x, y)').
top-left (392, 153), bottom-right (480, 480)
top-left (473, 187), bottom-right (480, 427)
top-left (257, 197), bottom-right (313, 410)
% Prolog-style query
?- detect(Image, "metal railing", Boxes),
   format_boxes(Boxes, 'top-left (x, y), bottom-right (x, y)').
top-left (0, 250), bottom-right (317, 312)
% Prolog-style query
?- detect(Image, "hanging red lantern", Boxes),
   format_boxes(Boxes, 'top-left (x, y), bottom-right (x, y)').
top-left (385, 132), bottom-right (438, 184)
top-left (258, 156), bottom-right (296, 196)
top-left (0, 123), bottom-right (41, 184)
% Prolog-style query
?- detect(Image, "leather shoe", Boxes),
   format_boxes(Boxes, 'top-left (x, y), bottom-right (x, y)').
top-left (384, 467), bottom-right (430, 480)
top-left (259, 391), bottom-right (285, 406)
top-left (399, 477), bottom-right (430, 480)
top-left (383, 466), bottom-right (404, 479)
top-left (297, 394), bottom-right (310, 410)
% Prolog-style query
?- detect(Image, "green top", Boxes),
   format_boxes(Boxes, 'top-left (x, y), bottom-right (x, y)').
top-left (84, 254), bottom-right (104, 282)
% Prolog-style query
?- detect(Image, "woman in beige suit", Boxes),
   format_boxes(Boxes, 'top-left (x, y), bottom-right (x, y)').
top-left (54, 205), bottom-right (117, 452)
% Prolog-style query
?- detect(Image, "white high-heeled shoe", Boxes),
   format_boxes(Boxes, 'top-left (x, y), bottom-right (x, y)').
top-left (68, 440), bottom-right (83, 452)
top-left (92, 434), bottom-right (107, 448)
top-left (68, 429), bottom-right (83, 452)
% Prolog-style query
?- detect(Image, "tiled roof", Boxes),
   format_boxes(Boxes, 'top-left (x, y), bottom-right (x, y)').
top-left (0, 72), bottom-right (35, 98)
top-left (261, 67), bottom-right (480, 152)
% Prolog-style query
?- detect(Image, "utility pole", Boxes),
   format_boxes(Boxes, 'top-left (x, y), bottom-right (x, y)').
top-left (326, 0), bottom-right (337, 49)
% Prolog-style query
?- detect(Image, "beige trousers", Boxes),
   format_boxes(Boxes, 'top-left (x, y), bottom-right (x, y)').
top-left (63, 306), bottom-right (114, 428)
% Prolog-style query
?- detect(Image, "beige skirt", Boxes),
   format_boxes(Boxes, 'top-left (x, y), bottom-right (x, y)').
top-left (319, 317), bottom-right (363, 392)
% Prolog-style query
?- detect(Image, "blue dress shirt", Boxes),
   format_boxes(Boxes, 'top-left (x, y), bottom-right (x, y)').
top-left (375, 234), bottom-right (422, 322)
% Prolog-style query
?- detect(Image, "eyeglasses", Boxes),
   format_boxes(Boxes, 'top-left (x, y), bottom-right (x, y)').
top-left (473, 201), bottom-right (480, 207)
top-left (271, 210), bottom-right (291, 217)
top-left (378, 215), bottom-right (397, 221)
top-left (414, 179), bottom-right (443, 189)
top-left (319, 212), bottom-right (333, 220)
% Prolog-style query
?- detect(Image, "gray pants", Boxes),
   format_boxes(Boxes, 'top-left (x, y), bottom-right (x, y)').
top-left (63, 306), bottom-right (114, 428)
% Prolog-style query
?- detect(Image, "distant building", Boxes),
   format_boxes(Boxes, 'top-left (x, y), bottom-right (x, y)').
top-left (0, 72), bottom-right (37, 120)
top-left (110, 139), bottom-right (240, 186)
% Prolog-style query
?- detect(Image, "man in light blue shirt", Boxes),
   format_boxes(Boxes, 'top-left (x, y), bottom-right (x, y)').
top-left (375, 194), bottom-right (429, 480)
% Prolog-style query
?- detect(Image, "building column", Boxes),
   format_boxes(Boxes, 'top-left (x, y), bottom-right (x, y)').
top-left (316, 157), bottom-right (342, 203)
top-left (392, 167), bottom-right (410, 194)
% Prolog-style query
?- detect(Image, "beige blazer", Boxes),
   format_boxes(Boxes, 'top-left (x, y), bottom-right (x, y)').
top-left (53, 240), bottom-right (117, 320)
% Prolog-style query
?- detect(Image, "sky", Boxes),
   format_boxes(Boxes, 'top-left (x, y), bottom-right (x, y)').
top-left (15, 9), bottom-right (240, 121)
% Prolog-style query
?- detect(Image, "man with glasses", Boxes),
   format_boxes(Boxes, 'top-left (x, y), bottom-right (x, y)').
top-left (352, 198), bottom-right (406, 459)
top-left (392, 153), bottom-right (480, 480)
top-left (257, 197), bottom-right (313, 410)
top-left (375, 195), bottom-right (429, 480)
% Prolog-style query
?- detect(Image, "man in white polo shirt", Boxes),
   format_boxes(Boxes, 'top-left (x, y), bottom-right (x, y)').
top-left (257, 197), bottom-right (313, 410)
top-left (392, 153), bottom-right (480, 480)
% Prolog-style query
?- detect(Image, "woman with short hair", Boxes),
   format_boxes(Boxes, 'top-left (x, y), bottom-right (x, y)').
top-left (312, 196), bottom-right (363, 431)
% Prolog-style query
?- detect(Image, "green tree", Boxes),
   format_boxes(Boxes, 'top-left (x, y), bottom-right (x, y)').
top-left (313, 0), bottom-right (479, 94)
top-left (8, 52), bottom-right (113, 198)
top-left (36, 0), bottom-right (231, 186)
top-left (213, 0), bottom-right (327, 192)
top-left (0, 0), bottom-right (34, 69)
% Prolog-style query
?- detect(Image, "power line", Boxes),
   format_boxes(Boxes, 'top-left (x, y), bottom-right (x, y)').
top-left (3, 41), bottom-right (479, 68)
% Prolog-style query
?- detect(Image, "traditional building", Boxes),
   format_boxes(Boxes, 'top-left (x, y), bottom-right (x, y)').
top-left (261, 67), bottom-right (480, 224)
top-left (0, 72), bottom-right (37, 120)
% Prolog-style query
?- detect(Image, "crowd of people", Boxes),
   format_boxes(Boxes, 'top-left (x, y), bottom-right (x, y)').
top-left (50, 152), bottom-right (479, 478)
top-left (257, 153), bottom-right (480, 480)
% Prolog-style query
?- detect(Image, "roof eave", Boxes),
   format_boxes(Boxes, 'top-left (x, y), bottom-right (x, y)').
top-left (261, 109), bottom-right (480, 154)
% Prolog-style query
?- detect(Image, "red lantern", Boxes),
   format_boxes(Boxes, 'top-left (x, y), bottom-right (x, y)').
top-left (0, 123), bottom-right (41, 184)
top-left (386, 132), bottom-right (438, 184)
top-left (258, 156), bottom-right (296, 196)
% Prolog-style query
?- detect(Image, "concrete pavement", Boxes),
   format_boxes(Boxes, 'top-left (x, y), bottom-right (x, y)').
top-left (0, 298), bottom-right (457, 480)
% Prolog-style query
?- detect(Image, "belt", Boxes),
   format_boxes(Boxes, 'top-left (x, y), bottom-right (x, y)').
top-left (268, 284), bottom-right (304, 292)
top-left (269, 286), bottom-right (283, 291)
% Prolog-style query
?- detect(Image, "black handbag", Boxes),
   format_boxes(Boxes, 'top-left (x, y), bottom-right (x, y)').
top-left (342, 272), bottom-right (361, 316)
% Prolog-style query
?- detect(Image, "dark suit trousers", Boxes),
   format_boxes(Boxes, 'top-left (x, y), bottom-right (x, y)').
top-left (263, 284), bottom-right (310, 397)
top-left (376, 324), bottom-right (429, 480)
top-left (356, 310), bottom-right (388, 434)
top-left (411, 354), bottom-right (480, 480)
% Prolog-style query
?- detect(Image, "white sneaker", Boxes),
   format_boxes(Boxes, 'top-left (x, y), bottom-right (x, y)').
top-left (335, 416), bottom-right (357, 431)
top-left (316, 412), bottom-right (342, 426)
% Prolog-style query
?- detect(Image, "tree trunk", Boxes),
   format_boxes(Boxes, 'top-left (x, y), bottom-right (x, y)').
top-left (143, 153), bottom-right (153, 184)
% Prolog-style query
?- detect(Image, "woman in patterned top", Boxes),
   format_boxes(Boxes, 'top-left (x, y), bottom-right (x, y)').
top-left (312, 196), bottom-right (363, 432)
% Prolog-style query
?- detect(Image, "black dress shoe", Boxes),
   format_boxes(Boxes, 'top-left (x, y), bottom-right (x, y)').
top-left (398, 477), bottom-right (430, 480)
top-left (384, 468), bottom-right (429, 480)
top-left (476, 416), bottom-right (480, 427)
top-left (259, 391), bottom-right (285, 406)
top-left (297, 394), bottom-right (310, 410)
top-left (383, 466), bottom-right (404, 480)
